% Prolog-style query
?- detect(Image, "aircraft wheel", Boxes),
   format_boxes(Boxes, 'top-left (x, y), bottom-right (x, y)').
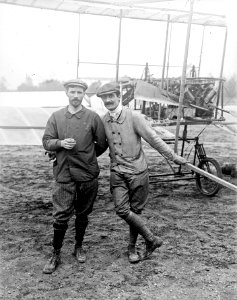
top-left (195, 158), bottom-right (222, 196)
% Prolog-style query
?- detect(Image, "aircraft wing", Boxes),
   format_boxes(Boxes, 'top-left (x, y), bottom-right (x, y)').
top-left (133, 80), bottom-right (179, 106)
top-left (214, 106), bottom-right (237, 136)
top-left (214, 123), bottom-right (237, 136)
top-left (0, 0), bottom-right (226, 27)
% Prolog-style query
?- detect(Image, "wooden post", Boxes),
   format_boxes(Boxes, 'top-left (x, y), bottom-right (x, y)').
top-left (161, 15), bottom-right (170, 89)
top-left (142, 63), bottom-right (149, 114)
top-left (120, 82), bottom-right (123, 105)
top-left (116, 10), bottom-right (123, 83)
top-left (76, 13), bottom-right (81, 78)
top-left (221, 81), bottom-right (224, 117)
top-left (144, 62), bottom-right (150, 81)
top-left (198, 26), bottom-right (205, 77)
top-left (174, 0), bottom-right (194, 153)
top-left (215, 27), bottom-right (228, 118)
top-left (166, 23), bottom-right (172, 80)
top-left (158, 104), bottom-right (161, 120)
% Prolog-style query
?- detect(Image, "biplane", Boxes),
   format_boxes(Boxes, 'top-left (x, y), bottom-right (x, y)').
top-left (0, 0), bottom-right (237, 196)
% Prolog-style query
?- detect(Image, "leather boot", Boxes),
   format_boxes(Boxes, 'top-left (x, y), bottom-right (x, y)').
top-left (73, 244), bottom-right (86, 263)
top-left (125, 212), bottom-right (163, 259)
top-left (43, 249), bottom-right (61, 274)
top-left (143, 236), bottom-right (163, 259)
top-left (42, 227), bottom-right (66, 274)
top-left (128, 226), bottom-right (140, 263)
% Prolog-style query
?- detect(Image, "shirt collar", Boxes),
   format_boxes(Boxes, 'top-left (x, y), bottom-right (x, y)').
top-left (65, 105), bottom-right (85, 119)
top-left (105, 106), bottom-right (126, 124)
top-left (108, 102), bottom-right (122, 119)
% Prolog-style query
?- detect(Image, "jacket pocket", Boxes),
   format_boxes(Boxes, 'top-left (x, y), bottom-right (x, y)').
top-left (69, 153), bottom-right (99, 181)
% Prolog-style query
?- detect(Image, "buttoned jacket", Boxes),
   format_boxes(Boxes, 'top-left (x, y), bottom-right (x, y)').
top-left (102, 107), bottom-right (176, 174)
top-left (42, 106), bottom-right (108, 182)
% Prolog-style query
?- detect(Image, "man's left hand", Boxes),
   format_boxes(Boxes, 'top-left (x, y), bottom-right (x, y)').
top-left (173, 155), bottom-right (187, 165)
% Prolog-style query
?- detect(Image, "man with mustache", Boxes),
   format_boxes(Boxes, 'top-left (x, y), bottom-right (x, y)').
top-left (97, 82), bottom-right (187, 263)
top-left (42, 79), bottom-right (108, 274)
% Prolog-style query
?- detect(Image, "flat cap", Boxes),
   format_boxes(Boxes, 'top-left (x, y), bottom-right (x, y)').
top-left (96, 82), bottom-right (120, 98)
top-left (63, 79), bottom-right (88, 91)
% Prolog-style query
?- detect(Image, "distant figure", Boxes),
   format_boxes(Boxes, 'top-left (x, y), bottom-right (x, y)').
top-left (42, 79), bottom-right (108, 274)
top-left (151, 103), bottom-right (159, 119)
top-left (97, 82), bottom-right (187, 264)
top-left (190, 65), bottom-right (197, 78)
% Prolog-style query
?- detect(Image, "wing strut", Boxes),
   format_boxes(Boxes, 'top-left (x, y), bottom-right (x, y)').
top-left (174, 0), bottom-right (194, 153)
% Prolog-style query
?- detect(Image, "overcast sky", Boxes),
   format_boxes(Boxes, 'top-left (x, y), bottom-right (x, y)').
top-left (0, 0), bottom-right (236, 89)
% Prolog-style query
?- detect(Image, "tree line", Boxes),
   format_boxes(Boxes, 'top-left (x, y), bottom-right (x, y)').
top-left (0, 77), bottom-right (64, 92)
top-left (0, 75), bottom-right (237, 104)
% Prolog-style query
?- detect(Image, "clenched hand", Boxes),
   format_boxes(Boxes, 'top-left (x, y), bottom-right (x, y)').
top-left (61, 138), bottom-right (76, 150)
top-left (173, 155), bottom-right (187, 165)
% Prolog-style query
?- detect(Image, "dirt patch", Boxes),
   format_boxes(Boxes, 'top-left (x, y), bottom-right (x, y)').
top-left (0, 125), bottom-right (237, 299)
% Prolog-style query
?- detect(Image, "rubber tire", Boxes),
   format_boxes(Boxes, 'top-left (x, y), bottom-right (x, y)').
top-left (196, 157), bottom-right (222, 196)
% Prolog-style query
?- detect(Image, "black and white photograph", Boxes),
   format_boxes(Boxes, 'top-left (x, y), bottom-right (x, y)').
top-left (0, 0), bottom-right (236, 299)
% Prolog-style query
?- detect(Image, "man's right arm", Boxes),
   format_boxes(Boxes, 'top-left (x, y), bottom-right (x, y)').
top-left (42, 114), bottom-right (62, 151)
top-left (133, 112), bottom-right (187, 165)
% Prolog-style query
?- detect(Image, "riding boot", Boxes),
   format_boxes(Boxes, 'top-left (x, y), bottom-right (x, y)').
top-left (128, 225), bottom-right (140, 263)
top-left (124, 212), bottom-right (163, 259)
top-left (43, 228), bottom-right (66, 274)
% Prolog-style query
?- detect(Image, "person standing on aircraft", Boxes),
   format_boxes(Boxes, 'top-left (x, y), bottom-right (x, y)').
top-left (42, 79), bottom-right (108, 274)
top-left (97, 82), bottom-right (187, 263)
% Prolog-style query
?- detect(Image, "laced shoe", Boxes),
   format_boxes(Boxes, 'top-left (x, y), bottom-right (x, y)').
top-left (73, 246), bottom-right (86, 263)
top-left (43, 250), bottom-right (61, 274)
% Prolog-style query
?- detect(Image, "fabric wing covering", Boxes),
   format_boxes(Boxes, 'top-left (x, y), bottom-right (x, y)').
top-left (134, 80), bottom-right (179, 106)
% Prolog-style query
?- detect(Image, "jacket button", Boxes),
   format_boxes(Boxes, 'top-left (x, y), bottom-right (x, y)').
top-left (112, 132), bottom-right (115, 134)
top-left (118, 132), bottom-right (120, 135)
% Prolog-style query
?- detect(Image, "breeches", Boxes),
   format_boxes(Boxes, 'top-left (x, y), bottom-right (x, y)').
top-left (52, 178), bottom-right (98, 228)
top-left (110, 170), bottom-right (149, 219)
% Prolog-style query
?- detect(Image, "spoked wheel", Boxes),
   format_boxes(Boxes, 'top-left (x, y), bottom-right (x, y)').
top-left (196, 157), bottom-right (222, 196)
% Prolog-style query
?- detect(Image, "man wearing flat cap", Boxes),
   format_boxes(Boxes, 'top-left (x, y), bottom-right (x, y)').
top-left (97, 82), bottom-right (186, 263)
top-left (42, 79), bottom-right (108, 274)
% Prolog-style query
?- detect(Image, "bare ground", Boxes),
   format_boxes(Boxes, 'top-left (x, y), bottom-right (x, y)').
top-left (0, 125), bottom-right (237, 300)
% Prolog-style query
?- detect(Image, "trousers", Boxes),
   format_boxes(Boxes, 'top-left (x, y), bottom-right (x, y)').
top-left (52, 178), bottom-right (98, 236)
top-left (110, 170), bottom-right (149, 219)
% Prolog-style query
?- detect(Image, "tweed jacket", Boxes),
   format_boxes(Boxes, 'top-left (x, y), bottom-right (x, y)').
top-left (102, 107), bottom-right (177, 174)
